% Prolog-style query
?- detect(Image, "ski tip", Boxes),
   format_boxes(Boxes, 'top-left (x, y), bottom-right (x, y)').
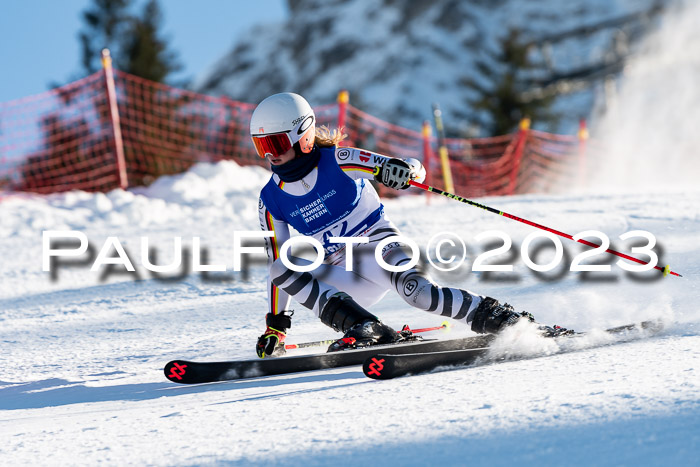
top-left (164, 360), bottom-right (191, 383)
top-left (363, 356), bottom-right (391, 380)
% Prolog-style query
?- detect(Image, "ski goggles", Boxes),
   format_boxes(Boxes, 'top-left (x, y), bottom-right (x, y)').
top-left (251, 132), bottom-right (292, 158)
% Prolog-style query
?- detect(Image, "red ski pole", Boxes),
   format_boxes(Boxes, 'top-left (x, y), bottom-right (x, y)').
top-left (407, 180), bottom-right (682, 278)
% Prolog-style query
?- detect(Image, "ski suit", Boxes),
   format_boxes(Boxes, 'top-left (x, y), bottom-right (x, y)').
top-left (258, 145), bottom-right (484, 325)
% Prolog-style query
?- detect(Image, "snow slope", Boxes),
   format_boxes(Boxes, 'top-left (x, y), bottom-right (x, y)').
top-left (1, 161), bottom-right (699, 465)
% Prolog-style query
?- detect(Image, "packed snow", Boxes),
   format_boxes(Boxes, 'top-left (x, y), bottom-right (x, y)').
top-left (1, 160), bottom-right (698, 465)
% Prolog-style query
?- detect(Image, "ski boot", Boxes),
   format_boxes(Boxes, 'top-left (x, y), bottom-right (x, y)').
top-left (321, 292), bottom-right (401, 352)
top-left (470, 297), bottom-right (573, 336)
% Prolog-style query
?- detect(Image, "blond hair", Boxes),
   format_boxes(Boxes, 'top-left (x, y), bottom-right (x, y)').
top-left (315, 125), bottom-right (347, 147)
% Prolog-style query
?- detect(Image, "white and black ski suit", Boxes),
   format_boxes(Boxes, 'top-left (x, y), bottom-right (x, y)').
top-left (258, 145), bottom-right (484, 326)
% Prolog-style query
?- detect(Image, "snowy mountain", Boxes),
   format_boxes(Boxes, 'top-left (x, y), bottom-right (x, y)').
top-left (2, 160), bottom-right (699, 464)
top-left (197, 0), bottom-right (663, 134)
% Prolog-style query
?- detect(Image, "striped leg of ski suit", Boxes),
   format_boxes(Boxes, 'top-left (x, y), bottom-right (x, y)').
top-left (270, 222), bottom-right (483, 325)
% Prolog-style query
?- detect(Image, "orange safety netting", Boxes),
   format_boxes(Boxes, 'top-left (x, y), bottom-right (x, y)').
top-left (0, 73), bottom-right (122, 193)
top-left (0, 69), bottom-right (589, 198)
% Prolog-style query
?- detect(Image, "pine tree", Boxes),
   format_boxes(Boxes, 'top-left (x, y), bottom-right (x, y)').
top-left (79, 0), bottom-right (133, 75)
top-left (120, 0), bottom-right (182, 82)
top-left (463, 28), bottom-right (559, 136)
top-left (79, 0), bottom-right (181, 82)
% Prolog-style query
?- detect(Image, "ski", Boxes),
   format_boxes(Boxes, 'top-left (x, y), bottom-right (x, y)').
top-left (362, 320), bottom-right (664, 380)
top-left (164, 334), bottom-right (493, 384)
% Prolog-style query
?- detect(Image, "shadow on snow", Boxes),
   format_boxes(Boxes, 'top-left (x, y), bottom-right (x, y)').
top-left (0, 370), bottom-right (367, 411)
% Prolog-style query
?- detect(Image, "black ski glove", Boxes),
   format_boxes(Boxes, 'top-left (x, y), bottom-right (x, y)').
top-left (375, 158), bottom-right (426, 190)
top-left (256, 311), bottom-right (293, 358)
top-left (375, 158), bottom-right (412, 190)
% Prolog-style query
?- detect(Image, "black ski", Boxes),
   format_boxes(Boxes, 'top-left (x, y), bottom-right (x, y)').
top-left (362, 320), bottom-right (663, 380)
top-left (164, 334), bottom-right (495, 384)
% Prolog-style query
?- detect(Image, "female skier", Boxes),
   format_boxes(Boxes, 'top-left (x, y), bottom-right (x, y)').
top-left (251, 92), bottom-right (533, 358)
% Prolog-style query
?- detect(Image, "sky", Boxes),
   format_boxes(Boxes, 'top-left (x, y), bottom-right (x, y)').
top-left (0, 0), bottom-right (288, 104)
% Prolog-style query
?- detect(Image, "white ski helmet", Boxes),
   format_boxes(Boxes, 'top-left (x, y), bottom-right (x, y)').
top-left (250, 92), bottom-right (316, 158)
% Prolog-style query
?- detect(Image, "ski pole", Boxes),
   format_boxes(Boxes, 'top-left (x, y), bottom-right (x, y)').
top-left (407, 179), bottom-right (682, 278)
top-left (284, 339), bottom-right (337, 350)
top-left (285, 321), bottom-right (451, 350)
top-left (406, 321), bottom-right (452, 334)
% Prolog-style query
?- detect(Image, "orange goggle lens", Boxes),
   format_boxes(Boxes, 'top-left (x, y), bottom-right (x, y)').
top-left (252, 132), bottom-right (292, 158)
